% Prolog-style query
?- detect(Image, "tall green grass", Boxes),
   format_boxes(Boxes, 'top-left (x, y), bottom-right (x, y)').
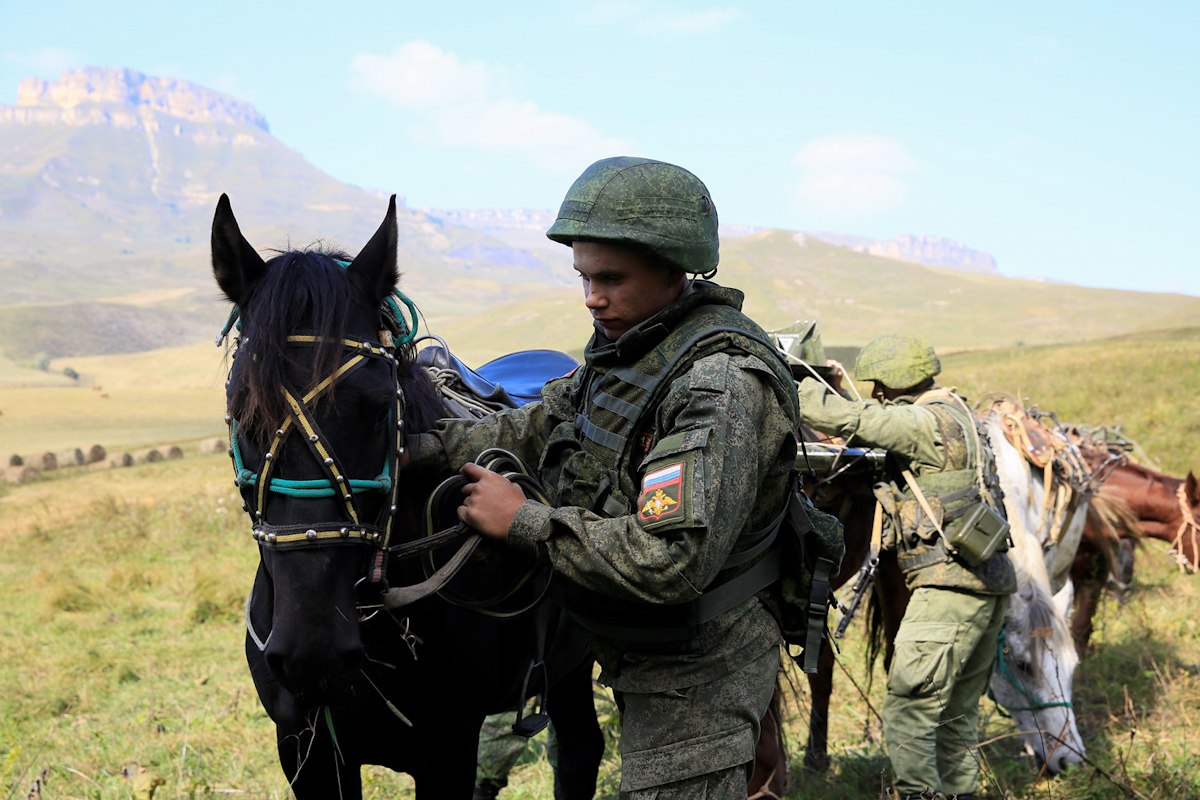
top-left (2, 328), bottom-right (1197, 798)
top-left (942, 327), bottom-right (1200, 476)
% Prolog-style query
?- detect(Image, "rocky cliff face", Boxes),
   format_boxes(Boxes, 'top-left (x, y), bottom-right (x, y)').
top-left (860, 234), bottom-right (998, 274)
top-left (1, 66), bottom-right (269, 132)
top-left (813, 231), bottom-right (999, 274)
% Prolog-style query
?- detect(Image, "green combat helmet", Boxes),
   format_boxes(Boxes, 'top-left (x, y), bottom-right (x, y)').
top-left (546, 156), bottom-right (719, 276)
top-left (854, 333), bottom-right (941, 390)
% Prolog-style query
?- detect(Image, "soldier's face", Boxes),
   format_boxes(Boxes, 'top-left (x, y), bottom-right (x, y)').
top-left (572, 241), bottom-right (686, 340)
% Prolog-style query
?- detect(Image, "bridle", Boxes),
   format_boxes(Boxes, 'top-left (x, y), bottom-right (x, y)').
top-left (228, 330), bottom-right (407, 587)
top-left (224, 281), bottom-right (551, 618)
top-left (992, 626), bottom-right (1073, 713)
top-left (1171, 482), bottom-right (1200, 573)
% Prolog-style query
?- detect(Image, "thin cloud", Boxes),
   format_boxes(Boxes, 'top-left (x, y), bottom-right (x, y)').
top-left (582, 2), bottom-right (741, 36)
top-left (350, 41), bottom-right (630, 172)
top-left (2, 47), bottom-right (83, 79)
top-left (350, 41), bottom-right (489, 109)
top-left (638, 8), bottom-right (741, 35)
top-left (791, 134), bottom-right (919, 216)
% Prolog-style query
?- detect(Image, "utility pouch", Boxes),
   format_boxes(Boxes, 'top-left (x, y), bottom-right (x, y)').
top-left (898, 495), bottom-right (944, 543)
top-left (943, 501), bottom-right (1010, 567)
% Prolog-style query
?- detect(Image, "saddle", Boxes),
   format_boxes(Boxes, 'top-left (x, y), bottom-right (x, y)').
top-left (979, 393), bottom-right (1089, 484)
top-left (978, 393), bottom-right (1094, 568)
top-left (415, 335), bottom-right (578, 416)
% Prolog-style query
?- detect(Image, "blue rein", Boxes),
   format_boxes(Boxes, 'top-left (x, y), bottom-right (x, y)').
top-left (991, 626), bottom-right (1073, 713)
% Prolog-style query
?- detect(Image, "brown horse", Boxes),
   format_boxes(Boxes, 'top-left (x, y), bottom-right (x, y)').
top-left (1068, 449), bottom-right (1199, 656)
top-left (1081, 448), bottom-right (1200, 571)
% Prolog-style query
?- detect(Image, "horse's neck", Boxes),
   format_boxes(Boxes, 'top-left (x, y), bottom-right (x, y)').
top-left (1110, 466), bottom-right (1182, 525)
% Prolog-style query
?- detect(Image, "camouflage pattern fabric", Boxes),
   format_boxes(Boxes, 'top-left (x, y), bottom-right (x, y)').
top-left (617, 646), bottom-right (779, 797)
top-left (407, 281), bottom-right (797, 788)
top-left (545, 157), bottom-right (719, 276)
top-left (854, 333), bottom-right (942, 390)
top-left (797, 378), bottom-right (1015, 796)
top-left (882, 588), bottom-right (1008, 797)
top-left (796, 382), bottom-right (1015, 595)
top-left (474, 708), bottom-right (558, 793)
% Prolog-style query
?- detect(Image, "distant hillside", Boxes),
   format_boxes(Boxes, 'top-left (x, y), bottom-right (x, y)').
top-left (3, 67), bottom-right (1199, 370)
top-left (0, 67), bottom-right (570, 360)
top-left (942, 326), bottom-right (1200, 477)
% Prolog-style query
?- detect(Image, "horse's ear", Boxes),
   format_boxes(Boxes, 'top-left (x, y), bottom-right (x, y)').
top-left (211, 194), bottom-right (267, 305)
top-left (1187, 471), bottom-right (1199, 503)
top-left (347, 195), bottom-right (399, 304)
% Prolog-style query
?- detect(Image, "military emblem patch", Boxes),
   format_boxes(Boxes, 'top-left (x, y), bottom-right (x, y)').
top-left (638, 462), bottom-right (684, 523)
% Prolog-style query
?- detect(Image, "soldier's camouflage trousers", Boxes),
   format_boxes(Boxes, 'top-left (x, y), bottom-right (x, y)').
top-left (882, 587), bottom-right (1007, 798)
top-left (616, 645), bottom-right (779, 799)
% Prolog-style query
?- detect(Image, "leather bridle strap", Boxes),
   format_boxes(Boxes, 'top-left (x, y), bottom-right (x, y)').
top-left (1171, 483), bottom-right (1200, 573)
top-left (282, 381), bottom-right (363, 526)
top-left (377, 449), bottom-right (552, 617)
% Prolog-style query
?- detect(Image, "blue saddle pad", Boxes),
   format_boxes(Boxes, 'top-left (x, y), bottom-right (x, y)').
top-left (475, 350), bottom-right (579, 406)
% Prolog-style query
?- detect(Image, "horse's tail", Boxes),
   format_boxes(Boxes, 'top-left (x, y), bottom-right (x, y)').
top-left (1087, 491), bottom-right (1142, 599)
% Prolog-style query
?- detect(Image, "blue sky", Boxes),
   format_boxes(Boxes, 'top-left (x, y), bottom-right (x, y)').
top-left (2, 1), bottom-right (1197, 296)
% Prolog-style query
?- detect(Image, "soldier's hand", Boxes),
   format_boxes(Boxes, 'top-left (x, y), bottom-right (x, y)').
top-left (457, 461), bottom-right (526, 541)
top-left (826, 359), bottom-right (846, 394)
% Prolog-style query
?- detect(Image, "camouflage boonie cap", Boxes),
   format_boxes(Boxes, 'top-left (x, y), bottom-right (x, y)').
top-left (854, 333), bottom-right (941, 389)
top-left (546, 156), bottom-right (719, 275)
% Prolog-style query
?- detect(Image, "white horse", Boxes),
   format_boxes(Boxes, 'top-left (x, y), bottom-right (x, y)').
top-left (983, 411), bottom-right (1088, 774)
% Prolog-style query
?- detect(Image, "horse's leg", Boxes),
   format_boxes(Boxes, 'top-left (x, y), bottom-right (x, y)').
top-left (546, 657), bottom-right (604, 800)
top-left (1113, 537), bottom-right (1136, 604)
top-left (749, 680), bottom-right (790, 798)
top-left (278, 720), bottom-right (363, 800)
top-left (1069, 537), bottom-right (1106, 657)
top-left (802, 638), bottom-right (835, 773)
top-left (411, 714), bottom-right (485, 800)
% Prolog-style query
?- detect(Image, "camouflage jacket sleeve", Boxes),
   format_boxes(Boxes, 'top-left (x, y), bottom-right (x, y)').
top-left (405, 376), bottom-right (575, 475)
top-left (797, 380), bottom-right (944, 471)
top-left (507, 352), bottom-right (796, 605)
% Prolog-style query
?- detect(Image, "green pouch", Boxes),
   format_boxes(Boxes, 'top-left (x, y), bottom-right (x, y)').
top-left (943, 501), bottom-right (1010, 567)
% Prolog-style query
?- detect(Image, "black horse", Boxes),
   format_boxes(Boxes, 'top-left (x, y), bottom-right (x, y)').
top-left (212, 194), bottom-right (603, 799)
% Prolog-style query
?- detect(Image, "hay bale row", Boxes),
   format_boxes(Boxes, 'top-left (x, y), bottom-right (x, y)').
top-left (11, 444), bottom-right (107, 472)
top-left (4, 465), bottom-right (41, 485)
top-left (134, 448), bottom-right (164, 465)
top-left (5, 442), bottom-right (190, 482)
top-left (109, 453), bottom-right (135, 468)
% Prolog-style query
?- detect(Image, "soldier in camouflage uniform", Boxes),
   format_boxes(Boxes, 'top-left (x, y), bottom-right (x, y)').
top-left (797, 334), bottom-right (1016, 800)
top-left (405, 157), bottom-right (800, 799)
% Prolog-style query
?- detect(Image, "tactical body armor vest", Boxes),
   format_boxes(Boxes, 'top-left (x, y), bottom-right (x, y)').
top-left (541, 291), bottom-right (800, 653)
top-left (885, 389), bottom-right (1008, 576)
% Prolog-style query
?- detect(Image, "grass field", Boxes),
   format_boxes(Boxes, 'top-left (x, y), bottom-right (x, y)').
top-left (1, 326), bottom-right (1198, 799)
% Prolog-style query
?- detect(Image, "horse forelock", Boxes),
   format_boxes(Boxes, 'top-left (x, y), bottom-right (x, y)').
top-left (1011, 567), bottom-right (1075, 669)
top-left (229, 248), bottom-right (357, 440)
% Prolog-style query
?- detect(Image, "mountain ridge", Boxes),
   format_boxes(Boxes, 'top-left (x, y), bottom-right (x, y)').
top-left (2, 66), bottom-right (1197, 373)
